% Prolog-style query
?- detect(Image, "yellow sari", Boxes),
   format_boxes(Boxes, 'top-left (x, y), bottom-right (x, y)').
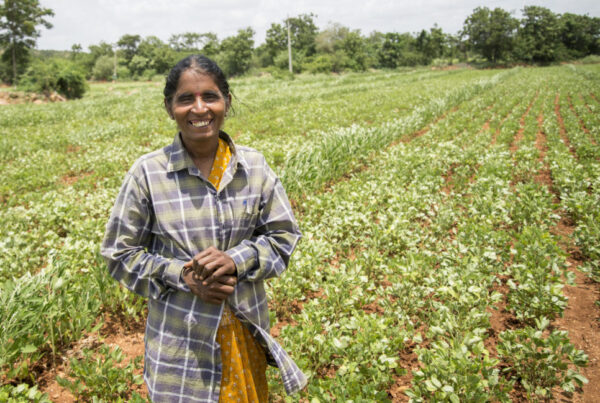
top-left (208, 137), bottom-right (269, 403)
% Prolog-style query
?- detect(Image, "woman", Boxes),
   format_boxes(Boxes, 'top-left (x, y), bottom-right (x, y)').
top-left (101, 55), bottom-right (306, 402)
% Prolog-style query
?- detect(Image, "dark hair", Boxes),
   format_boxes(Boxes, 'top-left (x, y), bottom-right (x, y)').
top-left (163, 55), bottom-right (230, 109)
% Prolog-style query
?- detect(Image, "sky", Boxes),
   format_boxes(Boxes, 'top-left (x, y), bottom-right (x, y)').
top-left (36, 0), bottom-right (600, 51)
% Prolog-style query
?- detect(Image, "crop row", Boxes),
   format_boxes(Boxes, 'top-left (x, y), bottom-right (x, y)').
top-left (266, 66), bottom-right (592, 401)
top-left (0, 68), bottom-right (506, 386)
top-left (0, 66), bottom-right (597, 401)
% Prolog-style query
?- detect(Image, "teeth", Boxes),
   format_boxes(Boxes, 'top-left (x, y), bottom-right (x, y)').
top-left (191, 120), bottom-right (210, 127)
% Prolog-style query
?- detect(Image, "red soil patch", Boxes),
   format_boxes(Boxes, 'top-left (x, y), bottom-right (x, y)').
top-left (65, 145), bottom-right (82, 154)
top-left (388, 329), bottom-right (429, 402)
top-left (361, 301), bottom-right (385, 315)
top-left (481, 119), bottom-right (491, 133)
top-left (40, 312), bottom-right (148, 402)
top-left (552, 223), bottom-right (600, 403)
top-left (590, 93), bottom-right (599, 104)
top-left (486, 275), bottom-right (521, 357)
top-left (59, 171), bottom-right (94, 186)
top-left (398, 106), bottom-right (460, 145)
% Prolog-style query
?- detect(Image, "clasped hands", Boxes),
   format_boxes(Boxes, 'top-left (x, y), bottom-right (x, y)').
top-left (183, 246), bottom-right (237, 304)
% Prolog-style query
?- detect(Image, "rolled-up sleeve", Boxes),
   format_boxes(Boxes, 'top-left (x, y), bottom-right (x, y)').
top-left (101, 171), bottom-right (190, 299)
top-left (226, 159), bottom-right (301, 282)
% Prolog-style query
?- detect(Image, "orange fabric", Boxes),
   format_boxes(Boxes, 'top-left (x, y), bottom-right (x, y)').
top-left (208, 138), bottom-right (269, 402)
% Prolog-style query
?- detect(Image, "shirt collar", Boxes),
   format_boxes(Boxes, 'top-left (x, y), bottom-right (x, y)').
top-left (166, 131), bottom-right (250, 173)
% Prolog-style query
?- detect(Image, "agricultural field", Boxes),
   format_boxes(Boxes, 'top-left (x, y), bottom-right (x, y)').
top-left (1, 64), bottom-right (599, 402)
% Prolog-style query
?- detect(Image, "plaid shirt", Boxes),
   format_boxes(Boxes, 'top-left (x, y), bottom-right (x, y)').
top-left (101, 132), bottom-right (306, 402)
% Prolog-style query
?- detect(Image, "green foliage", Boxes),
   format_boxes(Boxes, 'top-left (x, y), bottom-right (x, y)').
top-left (301, 54), bottom-right (333, 73)
top-left (378, 32), bottom-right (427, 68)
top-left (498, 318), bottom-right (588, 400)
top-left (217, 27), bottom-right (254, 77)
top-left (559, 13), bottom-right (600, 59)
top-left (57, 344), bottom-right (144, 402)
top-left (92, 55), bottom-right (114, 81)
top-left (116, 34), bottom-right (140, 66)
top-left (0, 383), bottom-right (51, 402)
top-left (264, 13), bottom-right (318, 63)
top-left (515, 6), bottom-right (563, 64)
top-left (18, 58), bottom-right (87, 98)
top-left (0, 0), bottom-right (54, 83)
top-left (136, 36), bottom-right (174, 74)
top-left (0, 66), bottom-right (598, 402)
top-left (408, 337), bottom-right (512, 402)
top-left (462, 7), bottom-right (518, 64)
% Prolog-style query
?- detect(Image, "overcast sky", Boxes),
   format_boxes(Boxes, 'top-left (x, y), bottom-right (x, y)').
top-left (37, 0), bottom-right (600, 51)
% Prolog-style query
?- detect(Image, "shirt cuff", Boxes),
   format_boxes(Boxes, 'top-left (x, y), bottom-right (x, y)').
top-left (164, 259), bottom-right (190, 292)
top-left (226, 242), bottom-right (257, 280)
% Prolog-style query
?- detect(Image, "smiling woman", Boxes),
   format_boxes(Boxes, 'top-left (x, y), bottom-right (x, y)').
top-left (101, 54), bottom-right (306, 402)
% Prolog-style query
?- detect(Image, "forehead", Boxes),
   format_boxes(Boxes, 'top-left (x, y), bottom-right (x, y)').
top-left (175, 70), bottom-right (220, 94)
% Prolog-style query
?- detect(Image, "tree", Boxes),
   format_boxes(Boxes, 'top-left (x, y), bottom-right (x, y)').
top-left (416, 25), bottom-right (447, 62)
top-left (218, 27), bottom-right (254, 77)
top-left (378, 32), bottom-right (424, 68)
top-left (200, 33), bottom-right (219, 58)
top-left (136, 35), bottom-right (174, 74)
top-left (264, 13), bottom-right (318, 64)
top-left (314, 23), bottom-right (368, 72)
top-left (559, 13), bottom-right (600, 58)
top-left (0, 0), bottom-right (54, 83)
top-left (515, 6), bottom-right (562, 63)
top-left (92, 55), bottom-right (114, 80)
top-left (462, 7), bottom-right (518, 63)
top-left (117, 34), bottom-right (140, 66)
top-left (70, 43), bottom-right (82, 59)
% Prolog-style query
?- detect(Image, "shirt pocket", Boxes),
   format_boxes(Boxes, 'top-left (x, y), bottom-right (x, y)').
top-left (237, 196), bottom-right (260, 235)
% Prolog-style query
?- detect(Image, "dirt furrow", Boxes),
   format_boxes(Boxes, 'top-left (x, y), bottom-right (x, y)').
top-left (555, 93), bottom-right (578, 159)
top-left (509, 94), bottom-right (537, 153)
top-left (533, 110), bottom-right (600, 403)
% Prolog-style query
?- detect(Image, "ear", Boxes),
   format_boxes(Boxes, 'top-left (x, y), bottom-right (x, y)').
top-left (164, 98), bottom-right (174, 119)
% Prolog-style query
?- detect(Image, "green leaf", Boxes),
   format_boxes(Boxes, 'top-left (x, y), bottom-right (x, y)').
top-left (20, 344), bottom-right (37, 354)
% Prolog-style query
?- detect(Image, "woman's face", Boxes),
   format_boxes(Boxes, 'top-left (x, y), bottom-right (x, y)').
top-left (167, 69), bottom-right (229, 147)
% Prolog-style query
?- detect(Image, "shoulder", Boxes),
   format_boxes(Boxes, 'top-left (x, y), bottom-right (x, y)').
top-left (236, 145), bottom-right (267, 165)
top-left (128, 144), bottom-right (171, 178)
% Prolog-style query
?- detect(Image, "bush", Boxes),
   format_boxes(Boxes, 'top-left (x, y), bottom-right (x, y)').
top-left (18, 59), bottom-right (87, 99)
top-left (579, 54), bottom-right (600, 64)
top-left (302, 54), bottom-right (334, 73)
top-left (92, 55), bottom-right (114, 80)
top-left (116, 65), bottom-right (132, 80)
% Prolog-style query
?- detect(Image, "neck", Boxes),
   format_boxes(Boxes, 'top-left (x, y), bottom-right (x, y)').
top-left (181, 134), bottom-right (219, 161)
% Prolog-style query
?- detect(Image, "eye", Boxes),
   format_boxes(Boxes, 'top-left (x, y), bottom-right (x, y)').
top-left (175, 94), bottom-right (194, 104)
top-left (203, 92), bottom-right (221, 102)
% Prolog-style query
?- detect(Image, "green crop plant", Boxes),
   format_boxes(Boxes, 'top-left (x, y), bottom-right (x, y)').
top-left (56, 344), bottom-right (144, 402)
top-left (497, 317), bottom-right (588, 400)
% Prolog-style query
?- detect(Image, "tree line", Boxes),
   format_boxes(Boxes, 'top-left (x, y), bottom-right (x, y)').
top-left (1, 1), bottom-right (599, 98)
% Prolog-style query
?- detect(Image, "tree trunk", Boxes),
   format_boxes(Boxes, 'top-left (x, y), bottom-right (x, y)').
top-left (12, 39), bottom-right (17, 85)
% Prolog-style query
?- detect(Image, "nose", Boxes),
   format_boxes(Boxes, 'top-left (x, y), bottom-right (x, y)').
top-left (192, 96), bottom-right (208, 113)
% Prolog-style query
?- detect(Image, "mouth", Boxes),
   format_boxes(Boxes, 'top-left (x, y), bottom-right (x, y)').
top-left (189, 119), bottom-right (212, 128)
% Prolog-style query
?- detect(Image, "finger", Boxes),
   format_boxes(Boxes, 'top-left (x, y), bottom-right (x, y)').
top-left (195, 253), bottom-right (221, 277)
top-left (195, 246), bottom-right (218, 261)
top-left (184, 260), bottom-right (193, 268)
top-left (216, 275), bottom-right (237, 287)
top-left (202, 267), bottom-right (225, 286)
top-left (208, 283), bottom-right (234, 297)
top-left (192, 257), bottom-right (206, 275)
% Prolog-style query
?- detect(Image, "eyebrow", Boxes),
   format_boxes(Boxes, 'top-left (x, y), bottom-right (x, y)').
top-left (176, 90), bottom-right (221, 98)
